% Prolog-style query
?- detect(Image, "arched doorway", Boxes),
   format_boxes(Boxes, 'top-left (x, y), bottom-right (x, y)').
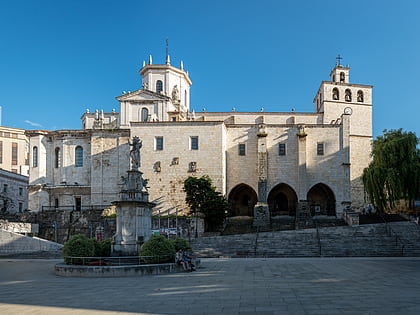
top-left (228, 184), bottom-right (257, 217)
top-left (307, 183), bottom-right (336, 216)
top-left (267, 183), bottom-right (297, 216)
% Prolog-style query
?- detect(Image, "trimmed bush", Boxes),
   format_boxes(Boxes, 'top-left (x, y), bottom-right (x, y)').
top-left (139, 235), bottom-right (175, 264)
top-left (63, 234), bottom-right (95, 264)
top-left (94, 239), bottom-right (111, 257)
top-left (171, 237), bottom-right (191, 252)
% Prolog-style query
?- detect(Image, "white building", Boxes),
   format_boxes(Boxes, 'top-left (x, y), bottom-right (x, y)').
top-left (26, 56), bottom-right (372, 222)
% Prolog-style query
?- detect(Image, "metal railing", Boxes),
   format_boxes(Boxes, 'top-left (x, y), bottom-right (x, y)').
top-left (42, 205), bottom-right (112, 212)
top-left (64, 255), bottom-right (175, 266)
top-left (379, 213), bottom-right (405, 256)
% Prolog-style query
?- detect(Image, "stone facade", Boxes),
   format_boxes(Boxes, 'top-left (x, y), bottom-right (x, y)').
top-left (26, 58), bottom-right (373, 223)
top-left (0, 168), bottom-right (28, 213)
top-left (0, 126), bottom-right (29, 176)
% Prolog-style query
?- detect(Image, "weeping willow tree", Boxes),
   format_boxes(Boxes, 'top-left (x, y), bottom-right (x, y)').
top-left (363, 129), bottom-right (420, 212)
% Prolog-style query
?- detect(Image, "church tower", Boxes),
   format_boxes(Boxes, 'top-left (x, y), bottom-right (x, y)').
top-left (313, 58), bottom-right (373, 207)
top-left (117, 56), bottom-right (192, 127)
top-left (140, 55), bottom-right (192, 114)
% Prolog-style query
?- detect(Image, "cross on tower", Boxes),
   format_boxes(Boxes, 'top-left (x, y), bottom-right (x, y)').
top-left (336, 54), bottom-right (343, 66)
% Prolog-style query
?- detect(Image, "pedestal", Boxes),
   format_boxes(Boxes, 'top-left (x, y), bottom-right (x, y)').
top-left (111, 200), bottom-right (155, 256)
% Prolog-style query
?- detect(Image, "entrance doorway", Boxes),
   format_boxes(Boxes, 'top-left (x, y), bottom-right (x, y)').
top-left (228, 184), bottom-right (258, 217)
top-left (267, 183), bottom-right (297, 216)
top-left (307, 183), bottom-right (336, 216)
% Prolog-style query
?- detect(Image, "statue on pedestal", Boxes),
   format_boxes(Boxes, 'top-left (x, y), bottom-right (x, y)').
top-left (129, 136), bottom-right (142, 171)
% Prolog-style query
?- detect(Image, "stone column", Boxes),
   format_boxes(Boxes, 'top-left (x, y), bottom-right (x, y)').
top-left (340, 114), bottom-right (351, 218)
top-left (296, 125), bottom-right (312, 229)
top-left (254, 124), bottom-right (270, 228)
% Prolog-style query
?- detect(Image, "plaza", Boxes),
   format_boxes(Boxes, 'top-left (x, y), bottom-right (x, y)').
top-left (1, 257), bottom-right (420, 314)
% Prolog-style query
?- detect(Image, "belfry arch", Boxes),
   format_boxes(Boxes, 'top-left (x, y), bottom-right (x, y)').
top-left (307, 183), bottom-right (336, 216)
top-left (228, 184), bottom-right (257, 217)
top-left (267, 183), bottom-right (297, 216)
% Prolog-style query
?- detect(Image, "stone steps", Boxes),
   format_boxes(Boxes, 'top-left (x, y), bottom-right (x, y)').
top-left (191, 222), bottom-right (420, 258)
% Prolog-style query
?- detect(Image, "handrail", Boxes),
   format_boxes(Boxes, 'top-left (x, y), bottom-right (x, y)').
top-left (378, 213), bottom-right (405, 256)
top-left (315, 222), bottom-right (322, 257)
top-left (64, 255), bottom-right (175, 266)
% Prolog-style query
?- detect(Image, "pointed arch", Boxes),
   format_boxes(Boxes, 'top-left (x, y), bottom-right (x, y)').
top-left (307, 183), bottom-right (336, 216)
top-left (228, 184), bottom-right (257, 217)
top-left (268, 183), bottom-right (297, 216)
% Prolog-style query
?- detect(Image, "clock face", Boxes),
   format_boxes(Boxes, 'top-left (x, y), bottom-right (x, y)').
top-left (344, 107), bottom-right (352, 115)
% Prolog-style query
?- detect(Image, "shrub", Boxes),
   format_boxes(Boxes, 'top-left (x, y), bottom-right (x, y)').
top-left (171, 237), bottom-right (191, 252)
top-left (139, 234), bottom-right (175, 264)
top-left (63, 234), bottom-right (95, 264)
top-left (93, 239), bottom-right (111, 257)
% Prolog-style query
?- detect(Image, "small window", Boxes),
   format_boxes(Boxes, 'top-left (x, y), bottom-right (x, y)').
top-left (33, 146), bottom-right (38, 167)
top-left (155, 137), bottom-right (163, 150)
top-left (345, 89), bottom-right (352, 102)
top-left (190, 136), bottom-right (199, 150)
top-left (238, 143), bottom-right (246, 156)
top-left (11, 169), bottom-right (17, 173)
top-left (18, 202), bottom-right (23, 213)
top-left (0, 141), bottom-right (3, 163)
top-left (75, 197), bottom-right (81, 211)
top-left (332, 88), bottom-right (339, 100)
top-left (317, 143), bottom-right (324, 156)
top-left (54, 198), bottom-right (59, 209)
top-left (156, 80), bottom-right (163, 93)
top-left (357, 90), bottom-right (364, 102)
top-left (19, 187), bottom-right (23, 196)
top-left (141, 108), bottom-right (149, 122)
top-left (172, 117), bottom-right (177, 122)
top-left (3, 184), bottom-right (8, 192)
top-left (278, 143), bottom-right (286, 156)
top-left (12, 142), bottom-right (18, 165)
top-left (75, 146), bottom-right (83, 167)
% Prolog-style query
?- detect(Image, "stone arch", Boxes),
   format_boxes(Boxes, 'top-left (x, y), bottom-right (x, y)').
top-left (267, 183), bottom-right (297, 216)
top-left (228, 184), bottom-right (257, 217)
top-left (307, 183), bottom-right (336, 216)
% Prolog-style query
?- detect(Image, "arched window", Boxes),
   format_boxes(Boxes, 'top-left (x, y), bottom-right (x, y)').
top-left (141, 108), bottom-right (149, 122)
top-left (54, 147), bottom-right (61, 168)
top-left (357, 90), bottom-right (364, 102)
top-left (340, 72), bottom-right (345, 82)
top-left (345, 89), bottom-right (352, 102)
top-left (32, 146), bottom-right (38, 167)
top-left (332, 88), bottom-right (339, 100)
top-left (75, 146), bottom-right (83, 167)
top-left (156, 80), bottom-right (163, 93)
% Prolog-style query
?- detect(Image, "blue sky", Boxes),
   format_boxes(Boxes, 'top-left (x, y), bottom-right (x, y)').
top-left (0, 0), bottom-right (419, 138)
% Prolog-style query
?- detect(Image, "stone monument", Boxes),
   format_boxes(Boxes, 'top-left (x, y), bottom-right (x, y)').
top-left (111, 136), bottom-right (156, 256)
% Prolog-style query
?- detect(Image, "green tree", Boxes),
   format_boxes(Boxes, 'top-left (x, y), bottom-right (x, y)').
top-left (184, 176), bottom-right (230, 231)
top-left (363, 129), bottom-right (420, 212)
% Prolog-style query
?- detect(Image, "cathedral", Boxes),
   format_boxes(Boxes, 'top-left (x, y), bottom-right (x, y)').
top-left (26, 55), bottom-right (373, 223)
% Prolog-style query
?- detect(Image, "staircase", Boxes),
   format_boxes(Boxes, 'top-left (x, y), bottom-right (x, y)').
top-left (191, 222), bottom-right (420, 258)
